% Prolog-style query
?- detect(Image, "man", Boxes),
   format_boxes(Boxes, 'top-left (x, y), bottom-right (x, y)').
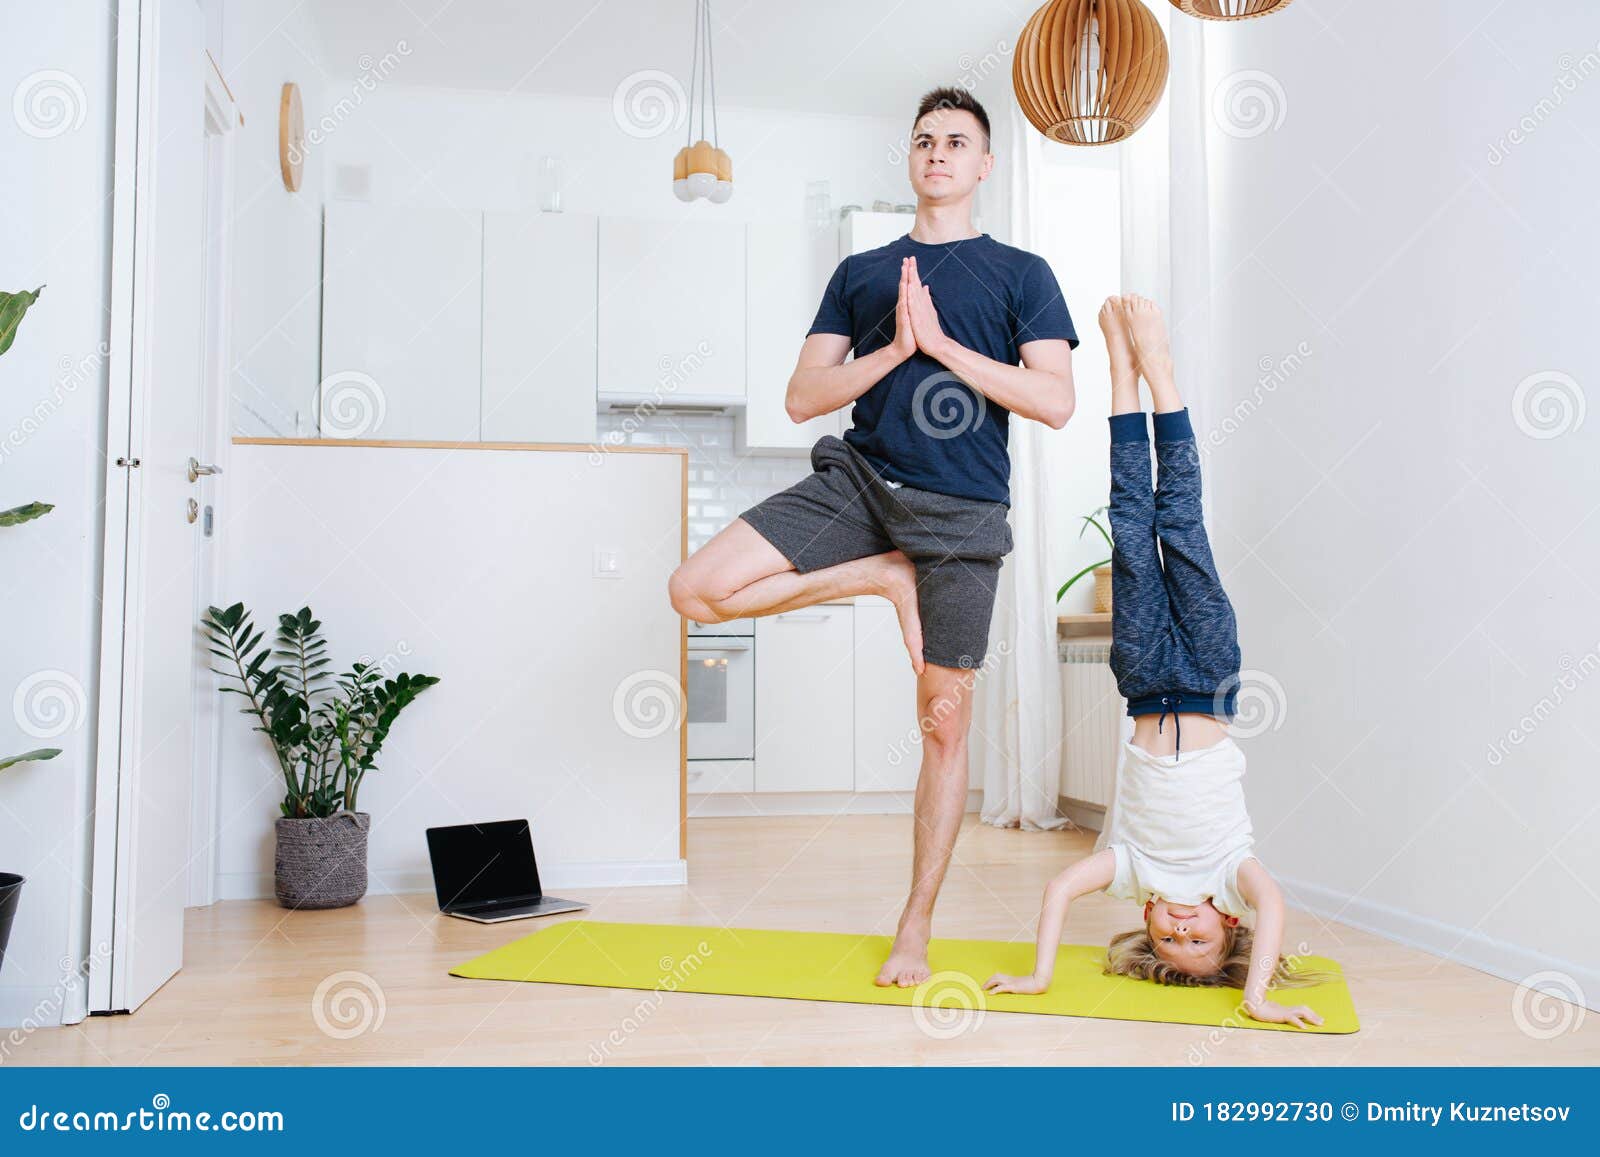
top-left (668, 86), bottom-right (1078, 986)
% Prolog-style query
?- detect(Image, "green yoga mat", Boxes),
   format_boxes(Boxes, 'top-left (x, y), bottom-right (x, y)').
top-left (450, 920), bottom-right (1359, 1033)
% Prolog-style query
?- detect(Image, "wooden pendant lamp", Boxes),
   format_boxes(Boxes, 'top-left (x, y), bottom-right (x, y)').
top-left (1013, 0), bottom-right (1169, 147)
top-left (1171, 0), bottom-right (1293, 20)
top-left (671, 0), bottom-right (732, 203)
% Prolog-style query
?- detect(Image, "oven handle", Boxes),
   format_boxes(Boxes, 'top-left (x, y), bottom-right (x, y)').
top-left (687, 640), bottom-right (753, 653)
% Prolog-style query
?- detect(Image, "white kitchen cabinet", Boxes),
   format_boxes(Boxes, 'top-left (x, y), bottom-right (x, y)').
top-left (852, 598), bottom-right (922, 792)
top-left (321, 203), bottom-right (482, 440)
top-left (737, 221), bottom-right (845, 454)
top-left (754, 605), bottom-right (854, 792)
top-left (839, 210), bottom-right (911, 260)
top-left (481, 211), bottom-right (598, 444)
top-left (686, 759), bottom-right (755, 796)
top-left (597, 217), bottom-right (746, 403)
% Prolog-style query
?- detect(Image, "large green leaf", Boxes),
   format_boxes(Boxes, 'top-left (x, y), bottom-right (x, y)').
top-left (0, 501), bottom-right (53, 527)
top-left (0, 286), bottom-right (44, 358)
top-left (0, 747), bottom-right (61, 772)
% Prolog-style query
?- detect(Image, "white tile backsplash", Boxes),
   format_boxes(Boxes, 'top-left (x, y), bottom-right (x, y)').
top-left (596, 410), bottom-right (814, 553)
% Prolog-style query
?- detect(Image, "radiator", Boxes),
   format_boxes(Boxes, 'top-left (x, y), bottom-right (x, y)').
top-left (1059, 641), bottom-right (1124, 809)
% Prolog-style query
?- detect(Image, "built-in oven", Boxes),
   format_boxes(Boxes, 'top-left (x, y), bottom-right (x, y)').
top-left (686, 618), bottom-right (755, 764)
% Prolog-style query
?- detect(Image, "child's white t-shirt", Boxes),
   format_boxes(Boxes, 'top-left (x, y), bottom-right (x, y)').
top-left (1100, 735), bottom-right (1257, 918)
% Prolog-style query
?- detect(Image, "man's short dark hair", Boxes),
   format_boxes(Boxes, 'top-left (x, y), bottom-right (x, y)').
top-left (912, 86), bottom-right (992, 153)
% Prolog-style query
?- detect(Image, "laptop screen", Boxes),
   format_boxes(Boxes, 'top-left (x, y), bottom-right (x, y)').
top-left (426, 820), bottom-right (543, 910)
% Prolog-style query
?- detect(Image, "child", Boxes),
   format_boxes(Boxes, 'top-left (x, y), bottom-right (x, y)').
top-left (983, 295), bottom-right (1324, 1028)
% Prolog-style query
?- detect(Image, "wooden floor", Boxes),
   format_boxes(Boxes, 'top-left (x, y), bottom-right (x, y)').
top-left (14, 815), bottom-right (1598, 1065)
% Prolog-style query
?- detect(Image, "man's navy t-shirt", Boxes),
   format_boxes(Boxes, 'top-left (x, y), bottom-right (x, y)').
top-left (806, 231), bottom-right (1077, 507)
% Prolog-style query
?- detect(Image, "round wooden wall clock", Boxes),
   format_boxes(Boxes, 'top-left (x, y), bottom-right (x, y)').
top-left (279, 81), bottom-right (304, 191)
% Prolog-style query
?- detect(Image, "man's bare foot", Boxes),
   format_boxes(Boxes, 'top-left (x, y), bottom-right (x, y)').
top-left (1120, 294), bottom-right (1181, 410)
top-left (875, 923), bottom-right (931, 988)
top-left (871, 549), bottom-right (925, 675)
top-left (1099, 296), bottom-right (1141, 416)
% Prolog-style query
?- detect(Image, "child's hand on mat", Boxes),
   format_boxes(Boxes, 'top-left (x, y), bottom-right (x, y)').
top-left (904, 257), bottom-right (951, 359)
top-left (982, 972), bottom-right (1049, 996)
top-left (892, 258), bottom-right (918, 362)
top-left (1242, 999), bottom-right (1323, 1029)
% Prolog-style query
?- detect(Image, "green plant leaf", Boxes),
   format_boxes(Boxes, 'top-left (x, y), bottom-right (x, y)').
top-left (0, 747), bottom-right (61, 772)
top-left (1055, 558), bottom-right (1112, 603)
top-left (0, 286), bottom-right (44, 358)
top-left (0, 501), bottom-right (53, 527)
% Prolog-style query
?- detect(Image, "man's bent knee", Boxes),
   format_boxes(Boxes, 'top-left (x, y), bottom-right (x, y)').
top-left (668, 568), bottom-right (721, 623)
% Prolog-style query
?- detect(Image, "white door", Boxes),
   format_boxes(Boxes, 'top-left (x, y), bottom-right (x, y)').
top-left (90, 0), bottom-right (210, 1013)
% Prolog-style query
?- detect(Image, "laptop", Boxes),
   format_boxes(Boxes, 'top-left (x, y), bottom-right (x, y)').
top-left (425, 819), bottom-right (588, 923)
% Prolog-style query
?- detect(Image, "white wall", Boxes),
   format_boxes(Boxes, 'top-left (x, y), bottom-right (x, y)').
top-left (0, 1), bottom-right (116, 1029)
top-left (214, 442), bottom-right (685, 898)
top-left (212, 0), bottom-right (331, 436)
top-left (1190, 2), bottom-right (1600, 1001)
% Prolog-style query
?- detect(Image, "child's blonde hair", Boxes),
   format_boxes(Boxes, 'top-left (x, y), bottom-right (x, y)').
top-left (1103, 924), bottom-right (1329, 989)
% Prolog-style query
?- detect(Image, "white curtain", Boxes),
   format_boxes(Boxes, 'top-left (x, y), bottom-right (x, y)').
top-left (1092, 6), bottom-right (1212, 857)
top-left (974, 103), bottom-right (1068, 831)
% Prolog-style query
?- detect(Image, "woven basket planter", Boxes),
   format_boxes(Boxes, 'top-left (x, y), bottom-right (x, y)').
top-left (1092, 565), bottom-right (1114, 614)
top-left (274, 813), bottom-right (370, 910)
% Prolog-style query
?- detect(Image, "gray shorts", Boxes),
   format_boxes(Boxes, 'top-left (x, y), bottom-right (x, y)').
top-left (737, 434), bottom-right (1014, 670)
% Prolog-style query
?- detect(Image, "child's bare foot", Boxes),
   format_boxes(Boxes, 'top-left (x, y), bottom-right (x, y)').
top-left (870, 550), bottom-right (925, 675)
top-left (1099, 296), bottom-right (1141, 416)
top-left (1120, 294), bottom-right (1181, 411)
top-left (875, 921), bottom-right (931, 988)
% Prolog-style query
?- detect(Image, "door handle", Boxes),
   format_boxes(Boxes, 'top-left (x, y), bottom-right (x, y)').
top-left (187, 457), bottom-right (223, 483)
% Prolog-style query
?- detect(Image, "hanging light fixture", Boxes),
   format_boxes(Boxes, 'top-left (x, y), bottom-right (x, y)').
top-left (1013, 0), bottom-right (1169, 147)
top-left (1171, 0), bottom-right (1292, 20)
top-left (672, 0), bottom-right (732, 203)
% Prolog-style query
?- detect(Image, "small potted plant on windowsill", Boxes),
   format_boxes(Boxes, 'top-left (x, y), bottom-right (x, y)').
top-left (203, 604), bottom-right (439, 910)
top-left (1056, 504), bottom-right (1113, 614)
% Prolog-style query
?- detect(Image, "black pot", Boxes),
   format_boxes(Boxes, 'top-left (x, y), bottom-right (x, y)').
top-left (0, 873), bottom-right (23, 975)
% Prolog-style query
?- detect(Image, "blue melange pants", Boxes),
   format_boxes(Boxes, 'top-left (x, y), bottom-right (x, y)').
top-left (1107, 408), bottom-right (1241, 750)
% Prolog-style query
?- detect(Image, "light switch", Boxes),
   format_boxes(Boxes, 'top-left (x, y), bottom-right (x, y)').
top-left (593, 548), bottom-right (623, 579)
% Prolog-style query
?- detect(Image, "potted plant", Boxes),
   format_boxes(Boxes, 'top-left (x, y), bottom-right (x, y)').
top-left (203, 603), bottom-right (439, 909)
top-left (1056, 504), bottom-right (1113, 614)
top-left (1, 285), bottom-right (60, 974)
